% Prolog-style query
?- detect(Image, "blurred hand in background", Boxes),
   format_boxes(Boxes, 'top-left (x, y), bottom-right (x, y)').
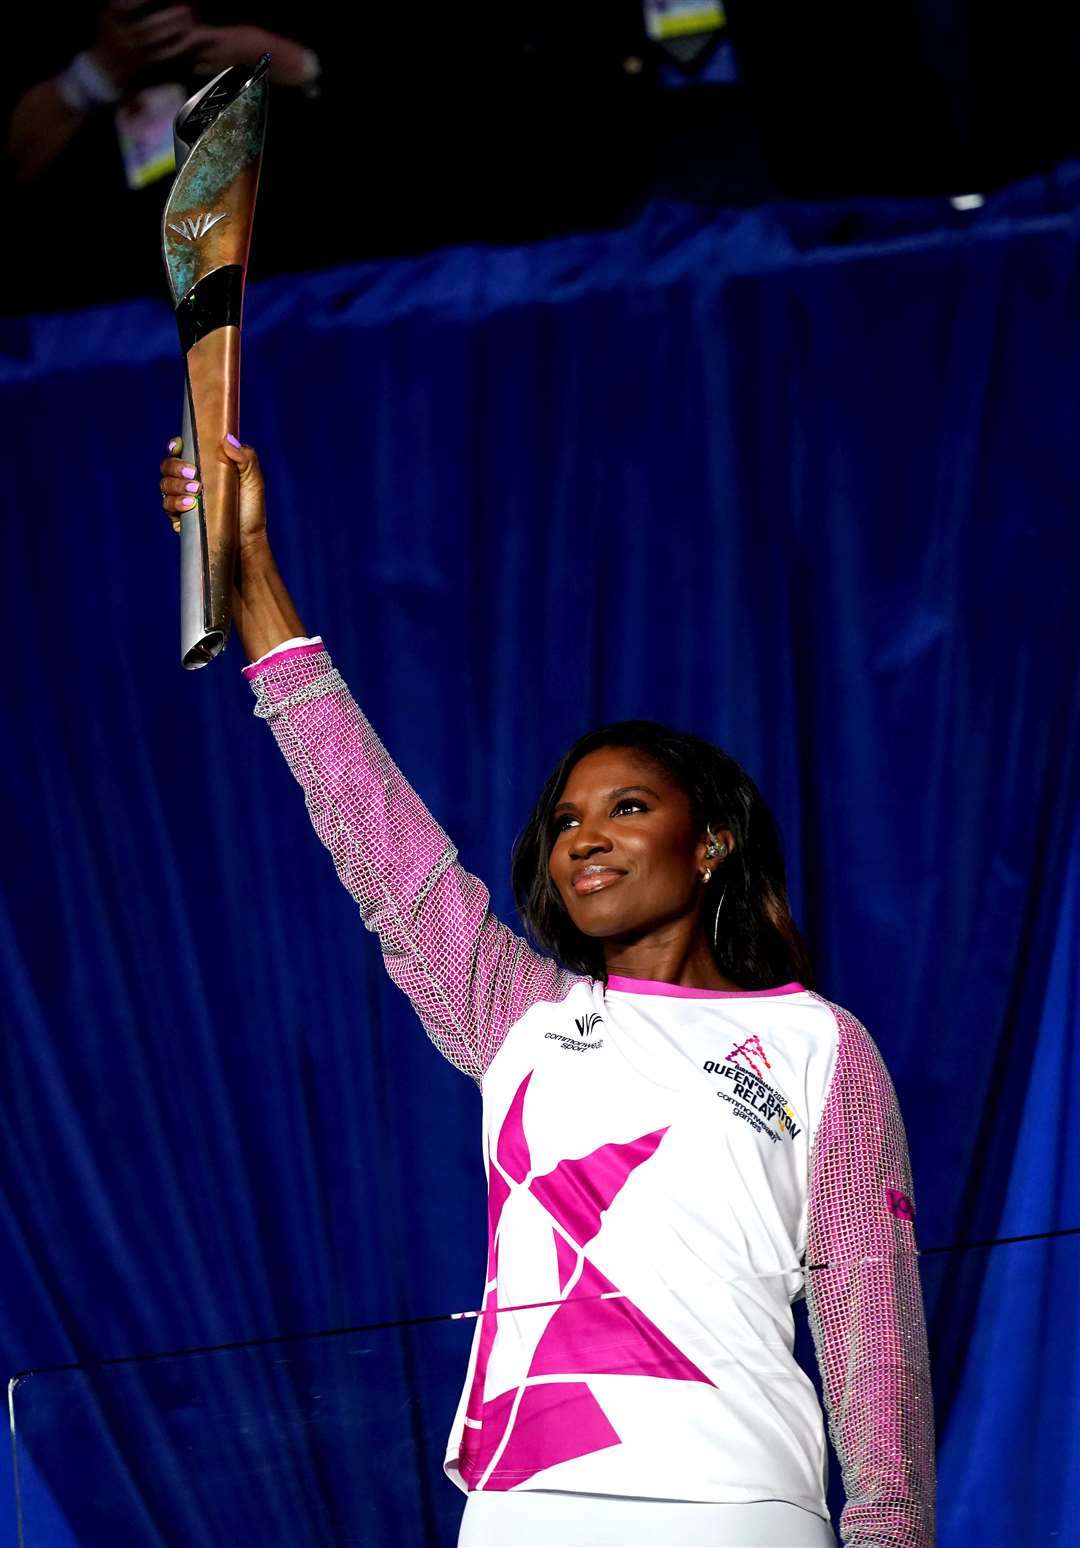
top-left (89, 0), bottom-right (200, 94)
top-left (188, 23), bottom-right (318, 89)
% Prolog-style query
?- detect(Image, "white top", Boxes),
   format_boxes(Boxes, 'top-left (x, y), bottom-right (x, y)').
top-left (446, 976), bottom-right (835, 1511)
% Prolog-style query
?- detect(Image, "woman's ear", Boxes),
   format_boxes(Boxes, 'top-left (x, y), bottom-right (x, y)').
top-left (698, 825), bottom-right (736, 877)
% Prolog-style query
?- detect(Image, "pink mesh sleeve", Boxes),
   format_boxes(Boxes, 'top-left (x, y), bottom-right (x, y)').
top-left (247, 646), bottom-right (582, 1081)
top-left (804, 996), bottom-right (936, 1548)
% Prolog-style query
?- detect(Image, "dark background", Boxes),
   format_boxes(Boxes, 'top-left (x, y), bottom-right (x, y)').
top-left (5, 1), bottom-right (1080, 313)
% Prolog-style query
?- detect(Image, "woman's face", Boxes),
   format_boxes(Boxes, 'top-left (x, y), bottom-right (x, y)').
top-left (547, 745), bottom-right (714, 945)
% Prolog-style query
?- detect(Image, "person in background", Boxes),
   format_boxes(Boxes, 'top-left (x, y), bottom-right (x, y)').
top-left (2, 0), bottom-right (323, 310)
top-left (8, 0), bottom-right (319, 184)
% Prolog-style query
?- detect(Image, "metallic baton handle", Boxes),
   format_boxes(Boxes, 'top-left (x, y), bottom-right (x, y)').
top-left (162, 57), bottom-right (269, 669)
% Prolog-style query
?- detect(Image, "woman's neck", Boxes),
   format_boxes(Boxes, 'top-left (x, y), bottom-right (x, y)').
top-left (602, 931), bottom-right (742, 992)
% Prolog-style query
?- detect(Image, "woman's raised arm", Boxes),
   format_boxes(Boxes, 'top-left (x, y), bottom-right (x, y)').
top-left (158, 436), bottom-right (582, 1079)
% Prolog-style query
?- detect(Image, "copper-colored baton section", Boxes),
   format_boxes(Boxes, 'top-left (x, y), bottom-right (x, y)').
top-left (187, 323), bottom-right (241, 632)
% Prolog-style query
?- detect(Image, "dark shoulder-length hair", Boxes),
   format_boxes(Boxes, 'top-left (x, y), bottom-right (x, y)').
top-left (510, 719), bottom-right (811, 990)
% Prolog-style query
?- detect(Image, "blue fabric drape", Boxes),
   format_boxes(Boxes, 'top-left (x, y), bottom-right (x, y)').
top-left (3, 179), bottom-right (1079, 1545)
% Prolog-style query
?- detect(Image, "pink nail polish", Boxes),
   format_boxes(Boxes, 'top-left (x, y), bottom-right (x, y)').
top-left (185, 481), bottom-right (200, 493)
top-left (180, 496), bottom-right (195, 508)
top-left (226, 433), bottom-right (241, 448)
top-left (180, 465), bottom-right (196, 478)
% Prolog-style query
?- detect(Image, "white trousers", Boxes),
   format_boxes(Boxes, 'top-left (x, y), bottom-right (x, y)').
top-left (457, 1492), bottom-right (836, 1547)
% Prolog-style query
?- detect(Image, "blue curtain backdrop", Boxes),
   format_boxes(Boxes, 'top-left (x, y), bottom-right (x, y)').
top-left (3, 175), bottom-right (1080, 1546)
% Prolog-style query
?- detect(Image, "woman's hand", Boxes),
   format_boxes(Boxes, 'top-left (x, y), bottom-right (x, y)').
top-left (159, 432), bottom-right (267, 553)
top-left (157, 433), bottom-right (305, 660)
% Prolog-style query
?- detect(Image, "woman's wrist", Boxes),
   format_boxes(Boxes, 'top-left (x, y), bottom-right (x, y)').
top-left (234, 536), bottom-right (306, 662)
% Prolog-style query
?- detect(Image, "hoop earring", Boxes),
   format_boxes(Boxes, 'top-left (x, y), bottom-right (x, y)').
top-left (712, 887), bottom-right (727, 953)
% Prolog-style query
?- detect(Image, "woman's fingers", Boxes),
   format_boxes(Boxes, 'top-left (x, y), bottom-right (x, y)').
top-left (159, 461), bottom-right (201, 503)
top-left (159, 437), bottom-right (200, 533)
top-left (219, 431), bottom-right (257, 474)
top-left (158, 434), bottom-right (266, 545)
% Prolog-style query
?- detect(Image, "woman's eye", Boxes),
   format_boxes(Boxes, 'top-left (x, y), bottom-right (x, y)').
top-left (552, 800), bottom-right (645, 835)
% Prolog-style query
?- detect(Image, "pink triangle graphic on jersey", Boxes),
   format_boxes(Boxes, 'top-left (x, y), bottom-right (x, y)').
top-left (483, 1381), bottom-right (621, 1484)
top-left (528, 1255), bottom-right (712, 1384)
top-left (530, 1125), bottom-right (667, 1247)
top-left (460, 1072), bottom-right (715, 1490)
top-left (495, 1070), bottom-right (533, 1182)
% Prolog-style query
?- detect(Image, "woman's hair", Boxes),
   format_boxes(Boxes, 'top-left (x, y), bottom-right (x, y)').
top-left (510, 720), bottom-right (812, 990)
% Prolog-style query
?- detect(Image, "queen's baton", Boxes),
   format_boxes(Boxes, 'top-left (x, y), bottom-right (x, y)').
top-left (162, 57), bottom-right (269, 668)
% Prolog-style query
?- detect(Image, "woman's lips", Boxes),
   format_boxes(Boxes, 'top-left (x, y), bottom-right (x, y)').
top-left (573, 869), bottom-right (624, 895)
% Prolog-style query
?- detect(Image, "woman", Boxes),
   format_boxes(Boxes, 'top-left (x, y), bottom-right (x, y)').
top-left (159, 436), bottom-right (935, 1548)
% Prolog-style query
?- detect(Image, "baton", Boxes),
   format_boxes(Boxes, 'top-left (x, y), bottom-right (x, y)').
top-left (161, 57), bottom-right (269, 669)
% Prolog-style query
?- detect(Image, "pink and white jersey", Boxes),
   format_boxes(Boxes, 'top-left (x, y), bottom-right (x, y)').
top-left (245, 642), bottom-right (935, 1548)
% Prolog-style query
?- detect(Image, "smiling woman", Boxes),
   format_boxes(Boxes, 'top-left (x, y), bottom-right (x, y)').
top-left (511, 721), bottom-right (812, 993)
top-left (157, 436), bottom-right (935, 1548)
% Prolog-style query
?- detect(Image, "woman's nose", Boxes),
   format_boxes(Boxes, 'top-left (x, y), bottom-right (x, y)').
top-left (568, 830), bottom-right (612, 861)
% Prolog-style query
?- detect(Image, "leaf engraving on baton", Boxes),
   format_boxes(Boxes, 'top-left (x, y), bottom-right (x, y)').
top-left (168, 211), bottom-right (230, 242)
